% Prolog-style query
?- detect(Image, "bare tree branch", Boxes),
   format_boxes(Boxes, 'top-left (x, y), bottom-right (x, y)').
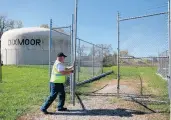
top-left (0, 15), bottom-right (23, 38)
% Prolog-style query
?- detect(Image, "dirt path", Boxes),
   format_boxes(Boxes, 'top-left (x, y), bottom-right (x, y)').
top-left (18, 80), bottom-right (169, 120)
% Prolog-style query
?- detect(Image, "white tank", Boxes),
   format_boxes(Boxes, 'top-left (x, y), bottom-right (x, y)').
top-left (1, 27), bottom-right (71, 65)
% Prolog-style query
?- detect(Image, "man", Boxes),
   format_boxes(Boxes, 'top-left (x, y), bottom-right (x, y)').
top-left (40, 52), bottom-right (74, 114)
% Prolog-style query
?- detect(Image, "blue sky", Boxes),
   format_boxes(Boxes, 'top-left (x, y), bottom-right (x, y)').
top-left (0, 0), bottom-right (169, 57)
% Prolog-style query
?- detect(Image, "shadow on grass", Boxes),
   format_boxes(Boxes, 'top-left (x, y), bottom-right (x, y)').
top-left (47, 108), bottom-right (147, 117)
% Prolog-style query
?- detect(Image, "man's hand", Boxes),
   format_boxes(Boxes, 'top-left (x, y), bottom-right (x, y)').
top-left (66, 66), bottom-right (74, 70)
top-left (65, 60), bottom-right (75, 72)
top-left (60, 69), bottom-right (74, 75)
top-left (67, 60), bottom-right (75, 70)
top-left (70, 69), bottom-right (74, 73)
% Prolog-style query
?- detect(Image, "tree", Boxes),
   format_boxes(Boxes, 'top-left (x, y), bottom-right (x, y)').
top-left (77, 45), bottom-right (87, 56)
top-left (0, 15), bottom-right (23, 39)
top-left (88, 44), bottom-right (113, 57)
top-left (0, 15), bottom-right (23, 81)
top-left (120, 50), bottom-right (129, 57)
top-left (40, 24), bottom-right (49, 28)
top-left (103, 44), bottom-right (113, 57)
top-left (88, 44), bottom-right (115, 66)
top-left (40, 24), bottom-right (65, 33)
top-left (113, 51), bottom-right (117, 65)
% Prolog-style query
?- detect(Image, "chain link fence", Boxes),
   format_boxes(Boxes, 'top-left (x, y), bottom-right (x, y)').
top-left (1, 36), bottom-right (106, 83)
top-left (76, 38), bottom-right (104, 82)
top-left (117, 11), bottom-right (170, 112)
top-left (118, 12), bottom-right (168, 79)
top-left (157, 50), bottom-right (169, 80)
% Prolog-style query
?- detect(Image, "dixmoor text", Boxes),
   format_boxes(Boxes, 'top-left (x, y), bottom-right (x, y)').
top-left (8, 39), bottom-right (41, 46)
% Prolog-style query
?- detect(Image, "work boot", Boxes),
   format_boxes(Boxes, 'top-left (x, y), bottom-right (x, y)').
top-left (57, 107), bottom-right (68, 111)
top-left (40, 108), bottom-right (49, 114)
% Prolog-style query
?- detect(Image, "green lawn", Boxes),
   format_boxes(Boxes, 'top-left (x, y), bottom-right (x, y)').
top-left (0, 65), bottom-right (169, 119)
top-left (0, 66), bottom-right (49, 119)
top-left (0, 65), bottom-right (113, 119)
top-left (119, 66), bottom-right (169, 99)
top-left (118, 66), bottom-right (170, 112)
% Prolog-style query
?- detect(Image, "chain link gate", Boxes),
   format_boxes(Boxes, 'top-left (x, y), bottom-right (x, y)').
top-left (117, 7), bottom-right (170, 113)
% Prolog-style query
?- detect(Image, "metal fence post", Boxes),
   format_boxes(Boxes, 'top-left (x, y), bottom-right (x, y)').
top-left (117, 12), bottom-right (120, 91)
top-left (5, 48), bottom-right (7, 65)
top-left (79, 38), bottom-right (81, 73)
top-left (72, 0), bottom-right (78, 106)
top-left (80, 41), bottom-right (81, 73)
top-left (162, 53), bottom-right (164, 76)
top-left (0, 40), bottom-right (1, 82)
top-left (49, 19), bottom-right (52, 78)
top-left (158, 52), bottom-right (160, 73)
top-left (16, 49), bottom-right (17, 66)
top-left (77, 38), bottom-right (80, 81)
top-left (17, 49), bottom-right (19, 65)
top-left (102, 45), bottom-right (103, 74)
top-left (168, 0), bottom-right (171, 100)
top-left (92, 44), bottom-right (95, 77)
top-left (70, 14), bottom-right (74, 104)
top-left (165, 51), bottom-right (167, 78)
top-left (99, 48), bottom-right (101, 74)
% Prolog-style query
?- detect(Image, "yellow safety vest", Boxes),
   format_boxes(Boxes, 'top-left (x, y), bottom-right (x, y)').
top-left (50, 60), bottom-right (66, 83)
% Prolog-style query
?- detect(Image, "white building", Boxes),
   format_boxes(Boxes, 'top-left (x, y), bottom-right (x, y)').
top-left (1, 27), bottom-right (71, 65)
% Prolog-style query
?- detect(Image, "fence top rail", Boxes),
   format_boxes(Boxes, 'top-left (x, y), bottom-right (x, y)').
top-left (52, 29), bottom-right (70, 36)
top-left (52, 26), bottom-right (71, 29)
top-left (119, 12), bottom-right (168, 22)
top-left (77, 37), bottom-right (103, 48)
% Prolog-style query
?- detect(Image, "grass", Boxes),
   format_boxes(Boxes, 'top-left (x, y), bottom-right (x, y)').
top-left (0, 65), bottom-right (170, 119)
top-left (119, 66), bottom-right (169, 99)
top-left (119, 66), bottom-right (170, 113)
top-left (0, 66), bottom-right (50, 119)
top-left (0, 65), bottom-right (114, 119)
top-left (76, 66), bottom-right (116, 93)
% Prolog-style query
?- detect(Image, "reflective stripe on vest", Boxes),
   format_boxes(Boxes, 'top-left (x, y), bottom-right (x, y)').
top-left (50, 61), bottom-right (66, 83)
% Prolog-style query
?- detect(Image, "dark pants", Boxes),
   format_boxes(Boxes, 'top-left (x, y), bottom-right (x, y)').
top-left (41, 82), bottom-right (65, 110)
